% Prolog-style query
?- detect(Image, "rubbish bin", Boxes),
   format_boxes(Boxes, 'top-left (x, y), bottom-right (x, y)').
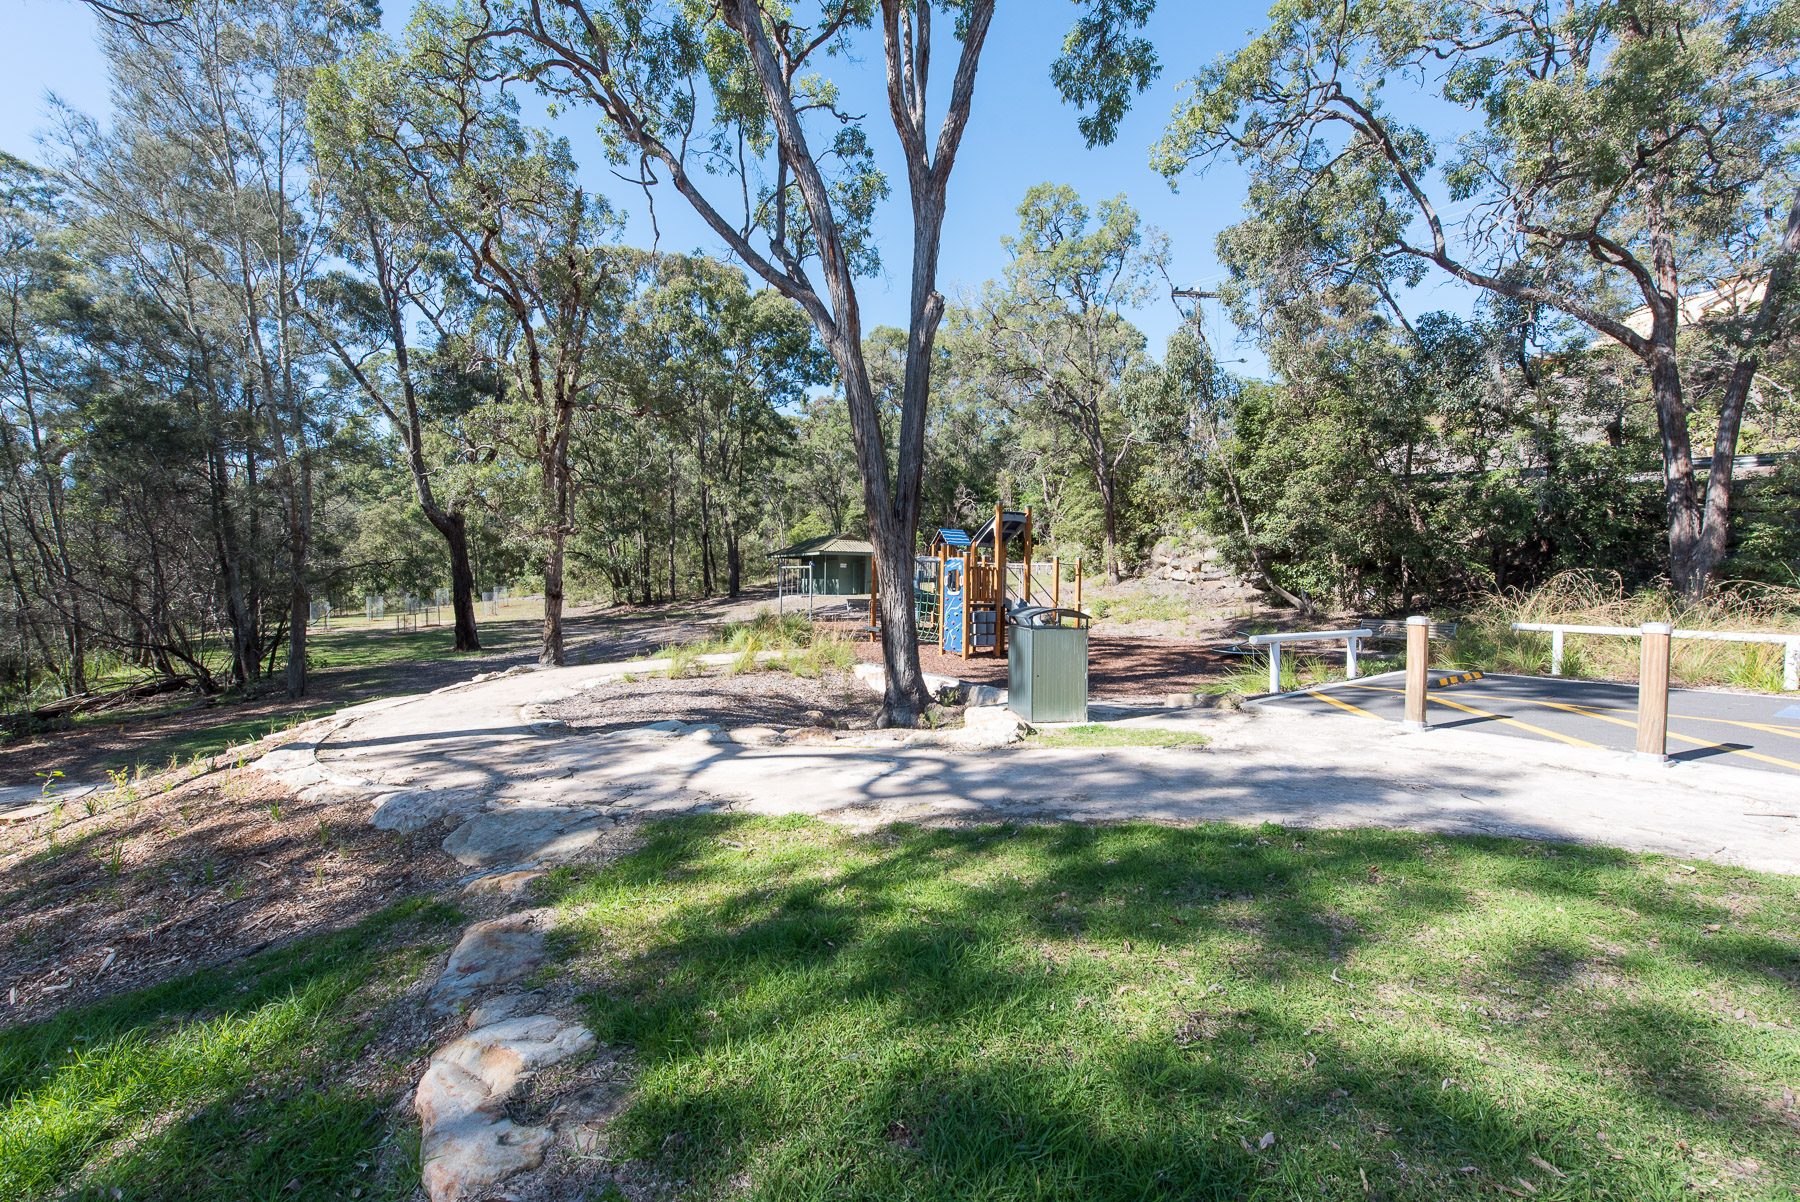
top-left (1007, 606), bottom-right (1092, 723)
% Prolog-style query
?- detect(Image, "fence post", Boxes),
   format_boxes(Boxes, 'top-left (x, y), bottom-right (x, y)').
top-left (1345, 634), bottom-right (1360, 680)
top-left (1636, 622), bottom-right (1672, 762)
top-left (1785, 638), bottom-right (1798, 692)
top-left (1551, 629), bottom-right (1564, 676)
top-left (1403, 615), bottom-right (1431, 730)
top-left (1267, 640), bottom-right (1283, 695)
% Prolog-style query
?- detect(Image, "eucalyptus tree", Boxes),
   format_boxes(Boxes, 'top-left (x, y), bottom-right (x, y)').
top-left (1061, 0), bottom-right (1800, 597)
top-left (447, 0), bottom-right (1142, 722)
top-left (634, 255), bottom-right (824, 595)
top-left (310, 60), bottom-right (486, 652)
top-left (973, 184), bottom-right (1170, 582)
top-left (323, 23), bottom-right (629, 663)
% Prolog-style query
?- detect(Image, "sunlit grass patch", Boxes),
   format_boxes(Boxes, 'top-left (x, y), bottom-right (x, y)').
top-left (0, 897), bottom-right (460, 1201)
top-left (542, 816), bottom-right (1800, 1201)
top-left (1024, 724), bottom-right (1211, 749)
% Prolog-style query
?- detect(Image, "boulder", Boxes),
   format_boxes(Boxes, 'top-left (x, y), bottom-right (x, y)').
top-left (414, 1014), bottom-right (596, 1202)
top-left (371, 788), bottom-right (490, 835)
top-left (442, 807), bottom-right (611, 868)
top-left (427, 911), bottom-right (554, 1012)
top-left (728, 726), bottom-right (785, 746)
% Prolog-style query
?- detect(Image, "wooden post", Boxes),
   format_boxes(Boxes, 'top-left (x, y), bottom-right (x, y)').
top-left (1074, 558), bottom-right (1082, 612)
top-left (1022, 507), bottom-right (1034, 607)
top-left (1052, 556), bottom-right (1061, 608)
top-left (1636, 621), bottom-right (1672, 761)
top-left (1403, 615), bottom-right (1431, 730)
top-left (937, 555), bottom-right (945, 652)
top-left (961, 547), bottom-right (971, 660)
top-left (994, 503), bottom-right (1005, 655)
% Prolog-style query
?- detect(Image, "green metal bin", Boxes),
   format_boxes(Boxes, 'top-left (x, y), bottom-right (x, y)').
top-left (1007, 606), bottom-right (1092, 723)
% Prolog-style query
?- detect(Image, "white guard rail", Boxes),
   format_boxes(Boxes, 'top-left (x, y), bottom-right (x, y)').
top-left (1510, 622), bottom-right (1799, 691)
top-left (1245, 628), bottom-right (1374, 695)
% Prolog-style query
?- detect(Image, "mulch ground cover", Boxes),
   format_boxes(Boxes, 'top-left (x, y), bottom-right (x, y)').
top-left (548, 667), bottom-right (889, 732)
top-left (851, 633), bottom-right (1241, 701)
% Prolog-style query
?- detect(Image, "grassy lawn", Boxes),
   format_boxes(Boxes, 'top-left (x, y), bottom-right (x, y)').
top-left (0, 897), bottom-right (460, 1201)
top-left (1024, 724), bottom-right (1212, 750)
top-left (542, 816), bottom-right (1800, 1201)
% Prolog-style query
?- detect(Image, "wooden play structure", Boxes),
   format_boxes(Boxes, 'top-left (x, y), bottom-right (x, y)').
top-left (859, 505), bottom-right (1081, 656)
top-left (924, 506), bottom-right (1080, 659)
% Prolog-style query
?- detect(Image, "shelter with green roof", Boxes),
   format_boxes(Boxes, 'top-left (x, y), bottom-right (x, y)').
top-left (769, 534), bottom-right (873, 595)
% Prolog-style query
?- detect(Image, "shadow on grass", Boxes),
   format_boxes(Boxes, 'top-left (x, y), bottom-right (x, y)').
top-left (540, 816), bottom-right (1800, 1201)
top-left (0, 897), bottom-right (461, 1201)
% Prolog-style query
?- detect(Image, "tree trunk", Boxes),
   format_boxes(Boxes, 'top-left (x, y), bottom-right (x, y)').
top-left (726, 523), bottom-right (742, 597)
top-left (1647, 335), bottom-right (1703, 597)
top-left (1694, 189), bottom-right (1800, 587)
top-left (425, 505), bottom-right (481, 653)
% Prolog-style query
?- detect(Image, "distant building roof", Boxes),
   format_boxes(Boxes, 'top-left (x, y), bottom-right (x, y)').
top-left (1593, 275), bottom-right (1767, 348)
top-left (770, 534), bottom-right (874, 559)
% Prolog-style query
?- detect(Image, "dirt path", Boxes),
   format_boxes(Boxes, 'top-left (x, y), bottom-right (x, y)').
top-left (266, 658), bottom-right (1800, 876)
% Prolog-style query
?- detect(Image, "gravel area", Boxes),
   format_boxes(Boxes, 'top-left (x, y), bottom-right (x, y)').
top-left (546, 666), bottom-right (890, 732)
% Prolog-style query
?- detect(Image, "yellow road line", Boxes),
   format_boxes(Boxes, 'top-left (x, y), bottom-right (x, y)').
top-left (1422, 695), bottom-right (1601, 748)
top-left (1345, 684), bottom-right (1800, 770)
top-left (1341, 684), bottom-right (1598, 747)
top-left (1305, 689), bottom-right (1384, 720)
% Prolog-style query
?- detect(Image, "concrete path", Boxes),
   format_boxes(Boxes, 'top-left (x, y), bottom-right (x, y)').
top-left (250, 658), bottom-right (1800, 876)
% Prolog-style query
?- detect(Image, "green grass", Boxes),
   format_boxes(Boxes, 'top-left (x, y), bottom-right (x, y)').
top-left (1087, 596), bottom-right (1197, 623)
top-left (0, 897), bottom-right (461, 1201)
top-left (1024, 724), bottom-right (1212, 750)
top-left (541, 815), bottom-right (1800, 1201)
top-left (1203, 653), bottom-right (1354, 697)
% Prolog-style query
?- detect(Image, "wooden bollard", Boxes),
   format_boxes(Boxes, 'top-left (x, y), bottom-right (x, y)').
top-left (1636, 621), bottom-right (1672, 761)
top-left (1403, 615), bottom-right (1431, 730)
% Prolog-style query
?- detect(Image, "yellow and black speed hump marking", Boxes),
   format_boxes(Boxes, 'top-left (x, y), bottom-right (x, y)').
top-left (1432, 670), bottom-right (1485, 688)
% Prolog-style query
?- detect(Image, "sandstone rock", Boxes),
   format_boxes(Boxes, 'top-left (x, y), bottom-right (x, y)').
top-left (465, 990), bottom-right (549, 1029)
top-left (461, 869), bottom-right (546, 898)
top-left (420, 1115), bottom-right (553, 1202)
top-left (414, 1011), bottom-right (597, 1199)
top-left (428, 912), bottom-right (553, 1010)
top-left (963, 683), bottom-right (1008, 707)
top-left (727, 725), bottom-right (785, 746)
top-left (372, 788), bottom-right (490, 834)
top-left (0, 802), bottom-right (52, 824)
top-left (802, 709), bottom-right (830, 727)
top-left (442, 807), bottom-right (611, 868)
top-left (786, 728), bottom-right (839, 746)
top-left (433, 1014), bottom-right (596, 1101)
top-left (640, 719), bottom-right (686, 733)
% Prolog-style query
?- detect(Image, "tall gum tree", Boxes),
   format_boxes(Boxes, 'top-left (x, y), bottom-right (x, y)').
top-left (458, 0), bottom-right (1145, 724)
top-left (1060, 0), bottom-right (1800, 598)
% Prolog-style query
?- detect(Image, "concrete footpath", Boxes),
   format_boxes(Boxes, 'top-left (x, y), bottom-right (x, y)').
top-left (248, 658), bottom-right (1800, 877)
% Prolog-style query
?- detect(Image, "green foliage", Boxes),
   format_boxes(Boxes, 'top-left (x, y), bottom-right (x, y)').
top-left (1196, 308), bottom-right (1667, 611)
top-left (1451, 572), bottom-right (1800, 690)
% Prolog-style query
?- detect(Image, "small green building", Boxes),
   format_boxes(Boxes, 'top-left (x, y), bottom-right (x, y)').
top-left (771, 534), bottom-right (873, 595)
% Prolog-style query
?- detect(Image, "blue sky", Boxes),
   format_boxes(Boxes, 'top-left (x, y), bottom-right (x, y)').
top-left (0, 1), bottom-right (1483, 377)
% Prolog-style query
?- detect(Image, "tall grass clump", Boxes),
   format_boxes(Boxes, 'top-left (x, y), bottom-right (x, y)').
top-left (1451, 570), bottom-right (1800, 689)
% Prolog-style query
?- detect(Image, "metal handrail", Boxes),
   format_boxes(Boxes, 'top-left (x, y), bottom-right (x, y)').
top-left (1510, 622), bottom-right (1799, 690)
top-left (1244, 628), bottom-right (1375, 695)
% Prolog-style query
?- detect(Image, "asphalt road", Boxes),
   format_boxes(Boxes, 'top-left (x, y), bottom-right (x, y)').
top-left (1250, 670), bottom-right (1800, 777)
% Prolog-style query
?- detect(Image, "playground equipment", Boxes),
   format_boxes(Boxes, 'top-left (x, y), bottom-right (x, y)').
top-left (921, 506), bottom-right (1081, 659)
